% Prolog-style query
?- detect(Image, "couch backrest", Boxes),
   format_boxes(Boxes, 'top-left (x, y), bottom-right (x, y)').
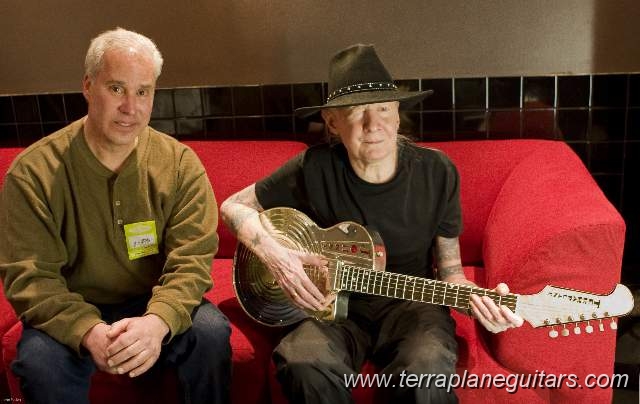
top-left (0, 139), bottom-right (577, 265)
top-left (419, 140), bottom-right (563, 265)
top-left (183, 140), bottom-right (308, 258)
top-left (0, 148), bottom-right (24, 188)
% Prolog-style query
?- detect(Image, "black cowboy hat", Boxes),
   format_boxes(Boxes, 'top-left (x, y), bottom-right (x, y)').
top-left (295, 44), bottom-right (433, 117)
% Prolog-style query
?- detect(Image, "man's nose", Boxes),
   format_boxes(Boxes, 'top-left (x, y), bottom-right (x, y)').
top-left (119, 93), bottom-right (137, 114)
top-left (363, 109), bottom-right (382, 131)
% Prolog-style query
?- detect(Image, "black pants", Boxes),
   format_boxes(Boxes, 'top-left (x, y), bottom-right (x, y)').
top-left (13, 297), bottom-right (232, 404)
top-left (273, 294), bottom-right (458, 404)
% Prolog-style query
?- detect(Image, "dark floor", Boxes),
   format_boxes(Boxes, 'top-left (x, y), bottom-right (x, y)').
top-left (612, 296), bottom-right (640, 403)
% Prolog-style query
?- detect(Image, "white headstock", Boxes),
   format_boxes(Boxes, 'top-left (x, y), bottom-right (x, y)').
top-left (515, 284), bottom-right (634, 338)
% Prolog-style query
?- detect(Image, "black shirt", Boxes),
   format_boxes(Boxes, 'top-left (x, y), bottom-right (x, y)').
top-left (255, 141), bottom-right (462, 278)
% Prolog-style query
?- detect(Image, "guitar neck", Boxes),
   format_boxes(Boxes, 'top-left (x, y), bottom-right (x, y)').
top-left (334, 263), bottom-right (518, 311)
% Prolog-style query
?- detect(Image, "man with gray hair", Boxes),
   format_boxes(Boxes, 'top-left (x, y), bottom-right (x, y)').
top-left (0, 27), bottom-right (231, 403)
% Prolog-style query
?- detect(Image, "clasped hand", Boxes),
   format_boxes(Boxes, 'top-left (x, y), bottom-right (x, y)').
top-left (82, 314), bottom-right (169, 377)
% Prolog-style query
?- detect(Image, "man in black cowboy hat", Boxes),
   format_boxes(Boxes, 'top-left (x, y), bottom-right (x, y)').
top-left (221, 44), bottom-right (522, 403)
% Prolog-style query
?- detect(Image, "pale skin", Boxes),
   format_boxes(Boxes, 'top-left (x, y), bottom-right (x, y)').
top-left (220, 101), bottom-right (523, 333)
top-left (80, 47), bottom-right (169, 377)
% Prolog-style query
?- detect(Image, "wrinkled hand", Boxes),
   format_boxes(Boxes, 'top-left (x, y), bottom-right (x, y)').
top-left (105, 314), bottom-right (169, 377)
top-left (470, 283), bottom-right (524, 333)
top-left (261, 246), bottom-right (330, 311)
top-left (82, 323), bottom-right (117, 373)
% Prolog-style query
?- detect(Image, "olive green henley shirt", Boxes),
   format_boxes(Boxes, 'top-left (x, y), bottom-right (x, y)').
top-left (0, 119), bottom-right (218, 353)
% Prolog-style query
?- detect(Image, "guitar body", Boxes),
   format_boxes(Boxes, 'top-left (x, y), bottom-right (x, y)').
top-left (233, 207), bottom-right (387, 326)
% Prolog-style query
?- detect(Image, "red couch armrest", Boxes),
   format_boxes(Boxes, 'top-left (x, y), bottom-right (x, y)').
top-left (482, 141), bottom-right (625, 402)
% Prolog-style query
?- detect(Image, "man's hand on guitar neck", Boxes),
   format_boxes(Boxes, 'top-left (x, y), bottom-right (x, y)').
top-left (470, 282), bottom-right (524, 333)
top-left (448, 276), bottom-right (524, 334)
top-left (435, 235), bottom-right (523, 333)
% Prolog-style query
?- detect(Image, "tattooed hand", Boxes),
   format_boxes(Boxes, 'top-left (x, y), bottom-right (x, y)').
top-left (260, 246), bottom-right (330, 311)
top-left (220, 184), bottom-right (330, 311)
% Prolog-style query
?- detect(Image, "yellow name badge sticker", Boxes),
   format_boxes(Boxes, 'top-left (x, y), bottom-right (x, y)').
top-left (124, 220), bottom-right (159, 260)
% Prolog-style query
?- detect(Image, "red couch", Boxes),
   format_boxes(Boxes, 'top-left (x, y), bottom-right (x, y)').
top-left (0, 139), bottom-right (626, 403)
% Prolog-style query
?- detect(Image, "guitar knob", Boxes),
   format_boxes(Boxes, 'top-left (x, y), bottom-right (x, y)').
top-left (610, 320), bottom-right (618, 330)
top-left (574, 325), bottom-right (581, 335)
top-left (549, 328), bottom-right (559, 338)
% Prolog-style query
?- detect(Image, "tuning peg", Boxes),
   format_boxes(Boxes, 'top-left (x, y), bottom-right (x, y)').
top-left (549, 327), bottom-right (559, 338)
top-left (585, 322), bottom-right (594, 334)
top-left (574, 324), bottom-right (581, 335)
top-left (610, 319), bottom-right (618, 330)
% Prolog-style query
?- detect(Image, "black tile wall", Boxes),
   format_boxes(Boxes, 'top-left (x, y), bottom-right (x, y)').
top-left (629, 108), bottom-right (640, 140)
top-left (13, 95), bottom-right (40, 123)
top-left (421, 79), bottom-right (453, 111)
top-left (489, 77), bottom-right (521, 109)
top-left (151, 89), bottom-right (175, 119)
top-left (557, 110), bottom-right (589, 141)
top-left (64, 93), bottom-right (87, 121)
top-left (558, 75), bottom-right (590, 108)
top-left (455, 78), bottom-right (486, 110)
top-left (524, 76), bottom-right (555, 108)
top-left (0, 97), bottom-right (13, 123)
top-left (592, 75), bottom-right (627, 108)
top-left (631, 75), bottom-right (640, 107)
top-left (203, 87), bottom-right (233, 117)
top-left (1, 73), bottom-right (639, 278)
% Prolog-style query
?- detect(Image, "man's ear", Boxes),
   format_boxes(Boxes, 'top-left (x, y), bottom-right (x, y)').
top-left (321, 109), bottom-right (336, 134)
top-left (82, 75), bottom-right (91, 101)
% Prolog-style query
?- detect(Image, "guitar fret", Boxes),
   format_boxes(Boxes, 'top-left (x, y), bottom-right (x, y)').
top-left (352, 267), bottom-right (356, 291)
top-left (365, 269), bottom-right (371, 293)
top-left (402, 276), bottom-right (407, 300)
top-left (409, 278), bottom-right (415, 301)
top-left (453, 284), bottom-right (460, 308)
top-left (442, 283), bottom-right (447, 305)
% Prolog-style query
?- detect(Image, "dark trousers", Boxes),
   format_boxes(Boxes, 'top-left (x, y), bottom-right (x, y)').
top-left (273, 295), bottom-right (458, 404)
top-left (12, 297), bottom-right (232, 404)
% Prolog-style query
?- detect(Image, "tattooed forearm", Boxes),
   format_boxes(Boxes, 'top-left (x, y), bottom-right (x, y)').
top-left (436, 236), bottom-right (460, 263)
top-left (220, 183), bottom-right (280, 258)
top-left (435, 236), bottom-right (464, 281)
top-left (220, 184), bottom-right (264, 235)
top-left (250, 232), bottom-right (262, 248)
top-left (222, 207), bottom-right (256, 235)
top-left (438, 264), bottom-right (464, 280)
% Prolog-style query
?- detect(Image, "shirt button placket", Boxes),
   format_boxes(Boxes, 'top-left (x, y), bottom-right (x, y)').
top-left (115, 200), bottom-right (123, 226)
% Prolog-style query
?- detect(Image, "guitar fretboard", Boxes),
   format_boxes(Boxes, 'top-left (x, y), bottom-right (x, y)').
top-left (334, 263), bottom-right (518, 311)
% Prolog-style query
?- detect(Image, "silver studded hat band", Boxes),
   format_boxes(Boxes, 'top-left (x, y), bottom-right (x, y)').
top-left (326, 82), bottom-right (398, 103)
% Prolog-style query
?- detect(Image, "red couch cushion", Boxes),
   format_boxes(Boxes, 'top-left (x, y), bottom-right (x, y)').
top-left (183, 140), bottom-right (307, 259)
